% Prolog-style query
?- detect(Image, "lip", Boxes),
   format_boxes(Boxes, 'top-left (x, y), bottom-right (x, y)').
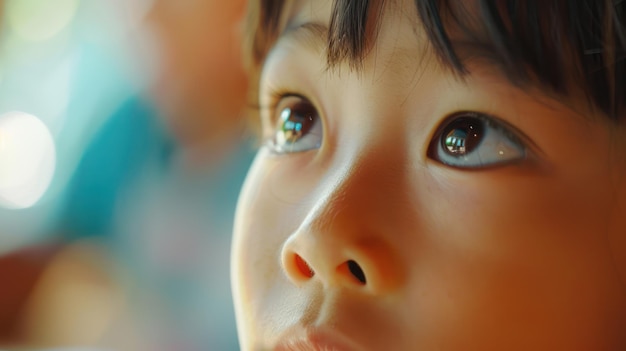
top-left (274, 325), bottom-right (362, 351)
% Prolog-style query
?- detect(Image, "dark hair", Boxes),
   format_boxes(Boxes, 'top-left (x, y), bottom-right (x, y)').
top-left (245, 0), bottom-right (625, 120)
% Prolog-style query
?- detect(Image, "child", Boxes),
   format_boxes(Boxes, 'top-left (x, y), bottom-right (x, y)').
top-left (232, 0), bottom-right (626, 349)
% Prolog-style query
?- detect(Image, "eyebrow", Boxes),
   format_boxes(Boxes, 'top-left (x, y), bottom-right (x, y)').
top-left (279, 20), bottom-right (513, 72)
top-left (279, 21), bottom-right (329, 51)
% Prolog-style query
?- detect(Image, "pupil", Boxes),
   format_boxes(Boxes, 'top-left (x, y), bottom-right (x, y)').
top-left (280, 102), bottom-right (316, 144)
top-left (442, 117), bottom-right (484, 155)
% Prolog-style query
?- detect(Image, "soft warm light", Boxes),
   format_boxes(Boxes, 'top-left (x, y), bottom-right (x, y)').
top-left (0, 111), bottom-right (56, 209)
top-left (19, 241), bottom-right (125, 347)
top-left (6, 0), bottom-right (80, 41)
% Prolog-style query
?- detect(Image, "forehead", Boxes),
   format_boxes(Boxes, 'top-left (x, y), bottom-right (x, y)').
top-left (262, 15), bottom-right (620, 160)
top-left (252, 0), bottom-right (625, 121)
top-left (260, 1), bottom-right (545, 102)
top-left (267, 1), bottom-right (537, 114)
top-left (270, 0), bottom-right (512, 80)
top-left (272, 0), bottom-right (442, 85)
top-left (273, 0), bottom-right (516, 88)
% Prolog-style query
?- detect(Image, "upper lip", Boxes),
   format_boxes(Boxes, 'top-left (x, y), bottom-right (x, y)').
top-left (274, 325), bottom-right (362, 351)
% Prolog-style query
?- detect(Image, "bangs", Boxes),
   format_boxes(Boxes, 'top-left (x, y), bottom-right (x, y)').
top-left (247, 0), bottom-right (626, 119)
top-left (417, 0), bottom-right (626, 120)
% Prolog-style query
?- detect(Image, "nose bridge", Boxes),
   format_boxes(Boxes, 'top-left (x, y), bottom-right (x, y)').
top-left (281, 143), bottom-right (409, 293)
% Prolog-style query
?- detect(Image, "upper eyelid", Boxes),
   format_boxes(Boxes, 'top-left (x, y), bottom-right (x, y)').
top-left (262, 84), bottom-right (325, 117)
top-left (258, 90), bottom-right (294, 131)
top-left (263, 92), bottom-right (311, 121)
top-left (261, 92), bottom-right (321, 135)
top-left (259, 22), bottom-right (328, 110)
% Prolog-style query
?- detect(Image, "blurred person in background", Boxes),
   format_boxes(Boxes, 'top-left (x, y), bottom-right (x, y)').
top-left (0, 0), bottom-right (251, 350)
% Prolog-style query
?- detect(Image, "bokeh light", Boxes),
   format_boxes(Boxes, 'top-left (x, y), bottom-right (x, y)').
top-left (0, 1), bottom-right (248, 349)
top-left (5, 0), bottom-right (80, 42)
top-left (0, 111), bottom-right (56, 209)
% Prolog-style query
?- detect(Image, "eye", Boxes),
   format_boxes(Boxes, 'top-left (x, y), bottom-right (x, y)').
top-left (428, 112), bottom-right (527, 169)
top-left (268, 95), bottom-right (323, 154)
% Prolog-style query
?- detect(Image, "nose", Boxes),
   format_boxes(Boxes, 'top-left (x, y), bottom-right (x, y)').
top-left (280, 151), bottom-right (409, 294)
top-left (281, 233), bottom-right (404, 293)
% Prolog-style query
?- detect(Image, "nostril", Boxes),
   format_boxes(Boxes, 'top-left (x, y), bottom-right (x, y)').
top-left (295, 254), bottom-right (315, 278)
top-left (347, 260), bottom-right (366, 284)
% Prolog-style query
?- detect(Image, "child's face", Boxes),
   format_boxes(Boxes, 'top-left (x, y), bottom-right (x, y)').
top-left (232, 0), bottom-right (626, 349)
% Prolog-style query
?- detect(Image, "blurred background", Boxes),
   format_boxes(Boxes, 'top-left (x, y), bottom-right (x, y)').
top-left (0, 0), bottom-right (253, 349)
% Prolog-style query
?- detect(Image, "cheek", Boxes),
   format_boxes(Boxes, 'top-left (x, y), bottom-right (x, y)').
top-left (232, 151), bottom-right (324, 335)
top-left (233, 154), bottom-right (286, 296)
top-left (608, 180), bottom-right (626, 290)
top-left (413, 169), bottom-right (626, 347)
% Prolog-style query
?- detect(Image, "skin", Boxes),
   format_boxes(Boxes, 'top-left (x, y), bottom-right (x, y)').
top-left (144, 0), bottom-right (248, 164)
top-left (232, 0), bottom-right (626, 349)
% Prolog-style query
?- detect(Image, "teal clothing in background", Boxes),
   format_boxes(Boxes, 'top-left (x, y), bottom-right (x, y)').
top-left (53, 97), bottom-right (253, 350)
top-left (55, 98), bottom-right (173, 240)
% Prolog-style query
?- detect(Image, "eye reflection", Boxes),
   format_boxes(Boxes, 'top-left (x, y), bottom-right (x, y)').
top-left (444, 129), bottom-right (467, 153)
top-left (277, 105), bottom-right (314, 144)
top-left (270, 95), bottom-right (323, 154)
top-left (443, 118), bottom-right (484, 155)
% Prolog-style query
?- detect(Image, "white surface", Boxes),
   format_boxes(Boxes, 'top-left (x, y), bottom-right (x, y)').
top-left (0, 111), bottom-right (56, 209)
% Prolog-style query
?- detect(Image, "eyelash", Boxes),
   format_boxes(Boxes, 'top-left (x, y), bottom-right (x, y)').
top-left (261, 89), bottom-right (295, 126)
top-left (261, 89), bottom-right (531, 169)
